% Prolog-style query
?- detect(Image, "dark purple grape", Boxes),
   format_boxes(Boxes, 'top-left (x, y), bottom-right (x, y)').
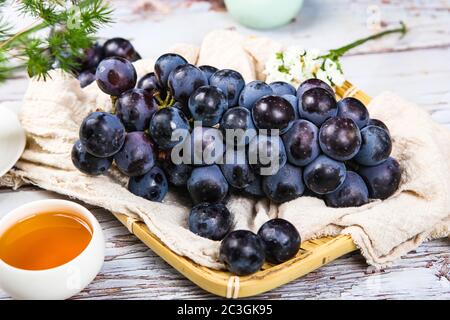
top-left (209, 69), bottom-right (245, 107)
top-left (189, 127), bottom-right (224, 166)
top-left (154, 53), bottom-right (187, 88)
top-left (137, 72), bottom-right (165, 98)
top-left (324, 171), bottom-right (369, 208)
top-left (243, 175), bottom-right (264, 198)
top-left (239, 81), bottom-right (273, 110)
top-left (367, 118), bottom-right (390, 134)
top-left (149, 107), bottom-right (190, 150)
top-left (337, 97), bottom-right (370, 129)
top-left (103, 37), bottom-right (140, 61)
top-left (270, 81), bottom-right (296, 96)
top-left (128, 166), bottom-right (168, 202)
top-left (114, 132), bottom-right (155, 177)
top-left (297, 78), bottom-right (335, 100)
top-left (257, 219), bottom-right (301, 264)
top-left (79, 111), bottom-right (126, 158)
top-left (281, 94), bottom-right (300, 119)
top-left (319, 117), bottom-right (362, 161)
top-left (220, 107), bottom-right (256, 147)
top-left (248, 135), bottom-right (287, 176)
top-left (262, 163), bottom-right (305, 203)
top-left (172, 101), bottom-right (191, 118)
top-left (71, 140), bottom-right (112, 175)
top-left (168, 64), bottom-right (208, 105)
top-left (354, 126), bottom-right (392, 166)
top-left (219, 230), bottom-right (265, 276)
top-left (188, 86), bottom-right (228, 126)
top-left (357, 157), bottom-right (401, 200)
top-left (189, 203), bottom-right (233, 241)
top-left (252, 95), bottom-right (295, 133)
top-left (199, 65), bottom-right (218, 83)
top-left (77, 43), bottom-right (104, 71)
top-left (161, 162), bottom-right (193, 187)
top-left (95, 57), bottom-right (137, 96)
top-left (220, 149), bottom-right (255, 189)
top-left (116, 88), bottom-right (158, 132)
top-left (282, 119), bottom-right (320, 167)
top-left (303, 155), bottom-right (346, 195)
top-left (77, 70), bottom-right (96, 88)
top-left (299, 87), bottom-right (338, 126)
top-left (187, 165), bottom-right (229, 204)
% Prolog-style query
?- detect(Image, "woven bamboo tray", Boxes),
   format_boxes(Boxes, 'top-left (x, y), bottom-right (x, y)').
top-left (113, 81), bottom-right (371, 298)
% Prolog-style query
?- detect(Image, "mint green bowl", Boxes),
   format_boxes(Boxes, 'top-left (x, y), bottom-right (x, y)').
top-left (224, 0), bottom-right (304, 30)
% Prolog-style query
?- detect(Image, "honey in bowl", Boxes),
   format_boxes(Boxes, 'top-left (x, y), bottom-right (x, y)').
top-left (0, 212), bottom-right (93, 270)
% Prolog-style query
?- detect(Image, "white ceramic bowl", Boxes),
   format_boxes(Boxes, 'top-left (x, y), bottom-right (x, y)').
top-left (0, 199), bottom-right (105, 300)
top-left (0, 105), bottom-right (26, 177)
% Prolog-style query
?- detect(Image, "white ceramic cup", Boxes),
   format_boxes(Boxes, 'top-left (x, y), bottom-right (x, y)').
top-left (0, 199), bottom-right (105, 300)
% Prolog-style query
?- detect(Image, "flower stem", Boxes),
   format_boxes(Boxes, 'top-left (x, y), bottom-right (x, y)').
top-left (320, 21), bottom-right (407, 62)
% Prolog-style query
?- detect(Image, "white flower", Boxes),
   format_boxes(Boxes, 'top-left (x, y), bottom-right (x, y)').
top-left (264, 46), bottom-right (345, 88)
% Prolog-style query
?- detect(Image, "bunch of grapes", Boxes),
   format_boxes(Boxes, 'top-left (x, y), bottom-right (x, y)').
top-left (72, 51), bottom-right (401, 276)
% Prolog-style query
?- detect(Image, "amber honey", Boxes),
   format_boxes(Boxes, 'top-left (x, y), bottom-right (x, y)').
top-left (0, 212), bottom-right (92, 270)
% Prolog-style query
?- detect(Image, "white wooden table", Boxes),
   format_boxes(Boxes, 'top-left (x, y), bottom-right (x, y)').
top-left (0, 0), bottom-right (449, 299)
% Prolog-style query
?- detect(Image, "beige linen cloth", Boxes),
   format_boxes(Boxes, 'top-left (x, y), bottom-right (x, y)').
top-left (1, 30), bottom-right (449, 270)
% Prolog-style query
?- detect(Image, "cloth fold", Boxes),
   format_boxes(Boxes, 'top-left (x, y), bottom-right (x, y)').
top-left (1, 30), bottom-right (448, 270)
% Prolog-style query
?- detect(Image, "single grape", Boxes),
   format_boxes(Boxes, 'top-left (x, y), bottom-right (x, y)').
top-left (248, 135), bottom-right (287, 176)
top-left (243, 175), bottom-right (265, 198)
top-left (303, 155), bottom-right (346, 195)
top-left (114, 132), bottom-right (155, 177)
top-left (209, 69), bottom-right (245, 107)
top-left (324, 171), bottom-right (369, 208)
top-left (137, 72), bottom-right (165, 99)
top-left (357, 157), bottom-right (401, 200)
top-left (270, 81), bottom-right (296, 96)
top-left (299, 87), bottom-right (337, 126)
top-left (367, 118), bottom-right (390, 134)
top-left (199, 65), bottom-right (218, 83)
top-left (189, 203), bottom-right (233, 241)
top-left (262, 163), bottom-right (305, 203)
top-left (154, 53), bottom-right (187, 88)
top-left (354, 126), bottom-right (392, 166)
top-left (77, 43), bottom-right (104, 71)
top-left (128, 166), bottom-right (168, 202)
top-left (188, 86), bottom-right (228, 126)
top-left (168, 64), bottom-right (208, 105)
top-left (252, 95), bottom-right (295, 133)
top-left (219, 230), bottom-right (265, 276)
top-left (161, 162), bottom-right (193, 187)
top-left (282, 119), bottom-right (320, 167)
top-left (239, 81), bottom-right (273, 110)
top-left (281, 94), bottom-right (300, 119)
top-left (220, 149), bottom-right (255, 189)
top-left (187, 165), bottom-right (229, 204)
top-left (297, 78), bottom-right (335, 100)
top-left (337, 97), bottom-right (370, 129)
top-left (79, 111), bottom-right (126, 158)
top-left (149, 107), bottom-right (190, 150)
top-left (319, 117), bottom-right (362, 161)
top-left (189, 126), bottom-right (224, 166)
top-left (103, 37), bottom-right (141, 61)
top-left (116, 88), bottom-right (158, 132)
top-left (77, 70), bottom-right (96, 88)
top-left (257, 219), bottom-right (301, 264)
top-left (220, 107), bottom-right (256, 147)
top-left (71, 140), bottom-right (112, 175)
top-left (95, 57), bottom-right (137, 96)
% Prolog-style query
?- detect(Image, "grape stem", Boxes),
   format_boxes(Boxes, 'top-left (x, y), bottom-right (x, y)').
top-left (110, 96), bottom-right (117, 114)
top-left (318, 21), bottom-right (407, 70)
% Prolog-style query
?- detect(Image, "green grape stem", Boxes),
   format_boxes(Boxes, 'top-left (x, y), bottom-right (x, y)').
top-left (110, 95), bottom-right (117, 114)
top-left (319, 21), bottom-right (407, 70)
